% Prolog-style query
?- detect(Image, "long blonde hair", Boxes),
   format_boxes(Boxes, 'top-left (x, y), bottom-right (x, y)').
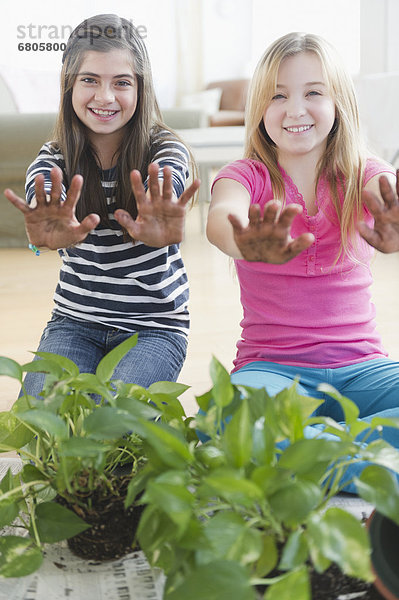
top-left (245, 32), bottom-right (367, 260)
top-left (54, 14), bottom-right (181, 226)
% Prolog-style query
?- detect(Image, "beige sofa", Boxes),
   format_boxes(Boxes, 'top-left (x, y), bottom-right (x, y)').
top-left (206, 79), bottom-right (249, 127)
top-left (0, 113), bottom-right (57, 247)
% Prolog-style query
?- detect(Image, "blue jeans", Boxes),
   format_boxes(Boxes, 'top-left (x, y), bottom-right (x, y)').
top-left (231, 359), bottom-right (399, 493)
top-left (22, 314), bottom-right (188, 399)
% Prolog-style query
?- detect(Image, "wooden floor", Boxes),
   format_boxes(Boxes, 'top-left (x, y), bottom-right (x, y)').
top-left (1, 204), bottom-right (399, 416)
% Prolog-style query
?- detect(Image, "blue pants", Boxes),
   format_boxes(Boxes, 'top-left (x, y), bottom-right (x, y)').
top-left (22, 313), bottom-right (188, 398)
top-left (231, 359), bottom-right (399, 493)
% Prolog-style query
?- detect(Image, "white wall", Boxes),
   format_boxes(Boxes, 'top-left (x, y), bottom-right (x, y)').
top-left (356, 0), bottom-right (399, 160)
top-left (360, 0), bottom-right (399, 73)
top-left (201, 0), bottom-right (253, 83)
top-left (1, 0), bottom-right (178, 111)
top-left (251, 0), bottom-right (360, 75)
top-left (1, 0), bottom-right (394, 115)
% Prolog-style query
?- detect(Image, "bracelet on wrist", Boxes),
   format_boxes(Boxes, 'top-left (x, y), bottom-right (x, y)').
top-left (28, 243), bottom-right (41, 256)
top-left (28, 243), bottom-right (51, 256)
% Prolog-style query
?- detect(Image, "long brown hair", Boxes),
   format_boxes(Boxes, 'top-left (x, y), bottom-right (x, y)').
top-left (245, 32), bottom-right (368, 261)
top-left (54, 14), bottom-right (179, 226)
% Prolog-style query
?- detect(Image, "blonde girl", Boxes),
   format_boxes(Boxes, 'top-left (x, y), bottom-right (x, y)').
top-left (207, 32), bottom-right (399, 491)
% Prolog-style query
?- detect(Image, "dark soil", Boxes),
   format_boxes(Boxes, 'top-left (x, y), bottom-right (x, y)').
top-left (57, 474), bottom-right (144, 561)
top-left (310, 562), bottom-right (385, 599)
top-left (256, 558), bottom-right (386, 599)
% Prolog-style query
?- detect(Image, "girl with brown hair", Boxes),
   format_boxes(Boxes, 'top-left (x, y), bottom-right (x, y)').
top-left (5, 14), bottom-right (199, 395)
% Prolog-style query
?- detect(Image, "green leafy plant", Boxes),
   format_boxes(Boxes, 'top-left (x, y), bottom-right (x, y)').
top-left (1, 345), bottom-right (399, 597)
top-left (127, 357), bottom-right (399, 600)
top-left (0, 334), bottom-right (193, 576)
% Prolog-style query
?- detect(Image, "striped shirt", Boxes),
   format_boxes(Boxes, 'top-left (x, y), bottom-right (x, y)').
top-left (25, 130), bottom-right (190, 336)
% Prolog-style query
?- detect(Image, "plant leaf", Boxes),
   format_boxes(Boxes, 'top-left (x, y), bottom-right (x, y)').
top-left (268, 480), bottom-right (323, 527)
top-left (116, 396), bottom-right (161, 421)
top-left (32, 352), bottom-right (80, 376)
top-left (254, 534), bottom-right (278, 577)
top-left (306, 507), bottom-right (373, 581)
top-left (242, 386), bottom-right (272, 422)
top-left (0, 536), bottom-right (43, 577)
top-left (34, 501), bottom-right (90, 543)
top-left (370, 416), bottom-right (399, 430)
top-left (251, 465), bottom-right (292, 497)
top-left (265, 566), bottom-right (310, 600)
top-left (202, 469), bottom-right (263, 506)
top-left (196, 389), bottom-right (213, 412)
top-left (201, 512), bottom-right (262, 565)
top-left (125, 466), bottom-right (154, 508)
top-left (195, 444), bottom-right (226, 470)
top-left (306, 416), bottom-right (346, 436)
top-left (0, 468), bottom-right (16, 494)
top-left (148, 381), bottom-right (190, 397)
top-left (20, 464), bottom-right (48, 483)
top-left (252, 416), bottom-right (275, 466)
top-left (278, 438), bottom-right (353, 475)
top-left (95, 334), bottom-right (138, 383)
top-left (83, 406), bottom-right (136, 439)
top-left (137, 504), bottom-right (179, 562)
top-left (10, 394), bottom-right (32, 414)
top-left (0, 499), bottom-right (19, 528)
top-left (147, 393), bottom-right (186, 420)
top-left (54, 457), bottom-right (84, 494)
top-left (317, 384), bottom-right (359, 425)
top-left (165, 560), bottom-right (255, 600)
top-left (67, 373), bottom-right (112, 398)
top-left (17, 410), bottom-right (68, 439)
top-left (355, 464), bottom-right (399, 525)
top-left (0, 412), bottom-right (35, 449)
top-left (209, 356), bottom-right (234, 409)
top-left (143, 472), bottom-right (194, 536)
top-left (361, 439), bottom-right (399, 474)
top-left (22, 358), bottom-right (64, 378)
top-left (137, 421), bottom-right (193, 469)
top-left (114, 382), bottom-right (151, 401)
top-left (306, 530), bottom-right (331, 573)
top-left (223, 398), bottom-right (252, 468)
top-left (59, 437), bottom-right (106, 458)
top-left (279, 529), bottom-right (309, 570)
top-left (272, 385), bottom-right (322, 443)
top-left (0, 357), bottom-right (23, 382)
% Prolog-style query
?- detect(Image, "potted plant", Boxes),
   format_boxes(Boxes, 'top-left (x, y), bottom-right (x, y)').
top-left (126, 357), bottom-right (399, 600)
top-left (367, 510), bottom-right (399, 600)
top-left (1, 347), bottom-right (399, 598)
top-left (0, 334), bottom-right (193, 577)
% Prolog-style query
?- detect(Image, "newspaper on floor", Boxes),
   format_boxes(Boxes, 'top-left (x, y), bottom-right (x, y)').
top-left (0, 460), bottom-right (165, 600)
top-left (0, 546), bottom-right (165, 600)
top-left (327, 492), bottom-right (374, 521)
top-left (0, 457), bottom-right (22, 478)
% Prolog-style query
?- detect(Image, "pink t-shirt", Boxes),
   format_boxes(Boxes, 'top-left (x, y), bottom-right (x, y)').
top-left (212, 158), bottom-right (394, 370)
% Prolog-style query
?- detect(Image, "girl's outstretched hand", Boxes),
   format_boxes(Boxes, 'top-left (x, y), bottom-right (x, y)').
top-left (228, 201), bottom-right (314, 263)
top-left (359, 171), bottom-right (399, 253)
top-left (114, 163), bottom-right (200, 247)
top-left (4, 167), bottom-right (100, 250)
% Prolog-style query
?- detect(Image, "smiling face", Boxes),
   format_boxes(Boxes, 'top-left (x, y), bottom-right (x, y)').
top-left (263, 51), bottom-right (336, 164)
top-left (72, 48), bottom-right (138, 148)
